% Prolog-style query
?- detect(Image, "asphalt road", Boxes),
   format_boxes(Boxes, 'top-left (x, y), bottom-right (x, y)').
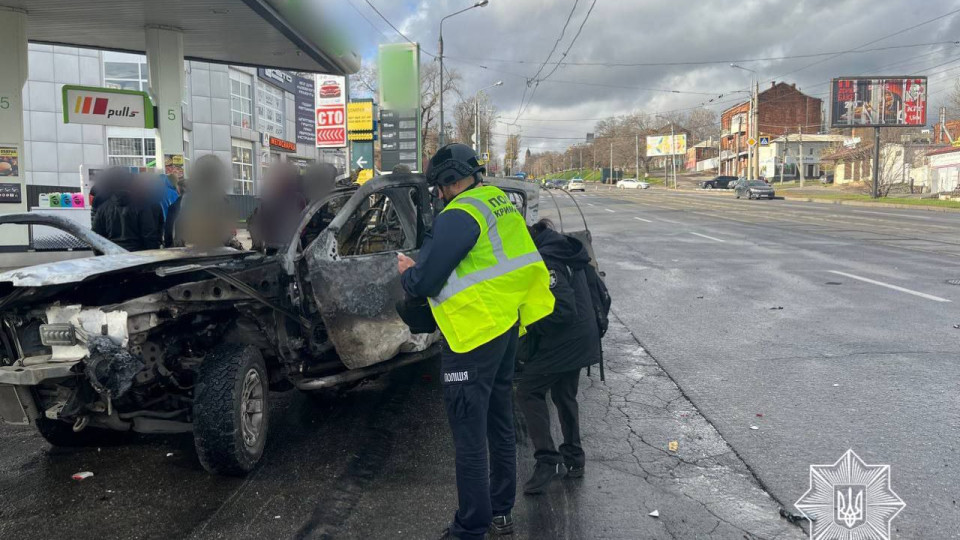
top-left (541, 186), bottom-right (960, 539)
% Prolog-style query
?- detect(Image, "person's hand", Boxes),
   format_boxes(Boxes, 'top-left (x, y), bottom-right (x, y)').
top-left (397, 253), bottom-right (416, 274)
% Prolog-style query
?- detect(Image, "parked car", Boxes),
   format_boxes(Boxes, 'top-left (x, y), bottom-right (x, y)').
top-left (567, 178), bottom-right (586, 192)
top-left (820, 173), bottom-right (835, 185)
top-left (0, 175), bottom-right (543, 476)
top-left (617, 179), bottom-right (649, 189)
top-left (734, 179), bottom-right (776, 199)
top-left (701, 175), bottom-right (739, 189)
top-left (545, 179), bottom-right (566, 190)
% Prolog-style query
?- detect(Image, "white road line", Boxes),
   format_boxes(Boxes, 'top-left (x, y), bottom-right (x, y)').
top-left (828, 270), bottom-right (951, 303)
top-left (634, 217), bottom-right (652, 223)
top-left (689, 232), bottom-right (726, 243)
top-left (850, 210), bottom-right (935, 220)
top-left (587, 203), bottom-right (595, 207)
top-left (605, 208), bottom-right (615, 213)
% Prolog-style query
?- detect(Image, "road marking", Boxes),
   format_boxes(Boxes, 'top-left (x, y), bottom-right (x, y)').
top-left (689, 232), bottom-right (726, 243)
top-left (587, 203), bottom-right (595, 207)
top-left (605, 208), bottom-right (615, 213)
top-left (850, 210), bottom-right (934, 220)
top-left (828, 270), bottom-right (951, 303)
top-left (634, 217), bottom-right (652, 223)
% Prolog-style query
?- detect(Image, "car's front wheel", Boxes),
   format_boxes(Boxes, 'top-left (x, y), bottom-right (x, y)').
top-left (193, 344), bottom-right (269, 476)
top-left (704, 184), bottom-right (712, 189)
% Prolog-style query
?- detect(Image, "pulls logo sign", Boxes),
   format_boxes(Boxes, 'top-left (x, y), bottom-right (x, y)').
top-left (62, 85), bottom-right (155, 128)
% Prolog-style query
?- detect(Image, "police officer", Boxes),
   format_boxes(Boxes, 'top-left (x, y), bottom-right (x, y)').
top-left (398, 143), bottom-right (554, 539)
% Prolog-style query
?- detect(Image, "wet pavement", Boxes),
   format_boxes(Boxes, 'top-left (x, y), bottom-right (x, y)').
top-left (0, 314), bottom-right (801, 539)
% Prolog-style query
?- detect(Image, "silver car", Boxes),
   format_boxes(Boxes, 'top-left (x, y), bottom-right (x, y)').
top-left (734, 180), bottom-right (775, 200)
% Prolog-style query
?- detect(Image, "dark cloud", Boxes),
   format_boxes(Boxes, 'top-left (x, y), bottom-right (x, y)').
top-left (351, 0), bottom-right (960, 153)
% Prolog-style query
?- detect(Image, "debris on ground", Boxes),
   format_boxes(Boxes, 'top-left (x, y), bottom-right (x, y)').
top-left (668, 441), bottom-right (678, 452)
top-left (648, 510), bottom-right (660, 518)
top-left (832, 383), bottom-right (839, 387)
top-left (756, 413), bottom-right (763, 417)
top-left (750, 425), bottom-right (759, 430)
top-left (166, 453), bottom-right (174, 457)
top-left (770, 306), bottom-right (783, 310)
top-left (953, 324), bottom-right (959, 329)
top-left (71, 471), bottom-right (94, 481)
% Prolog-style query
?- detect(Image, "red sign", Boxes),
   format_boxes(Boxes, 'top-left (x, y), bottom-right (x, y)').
top-left (268, 136), bottom-right (296, 152)
top-left (317, 128), bottom-right (346, 145)
top-left (316, 105), bottom-right (346, 147)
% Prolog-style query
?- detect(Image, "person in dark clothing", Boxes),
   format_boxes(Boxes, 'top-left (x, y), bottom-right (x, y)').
top-left (249, 162), bottom-right (306, 251)
top-left (91, 167), bottom-right (162, 251)
top-left (517, 218), bottom-right (602, 495)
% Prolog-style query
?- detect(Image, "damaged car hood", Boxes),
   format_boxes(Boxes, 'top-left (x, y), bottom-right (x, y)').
top-left (0, 248), bottom-right (249, 287)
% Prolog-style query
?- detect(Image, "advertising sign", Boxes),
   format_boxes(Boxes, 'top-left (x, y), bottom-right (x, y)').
top-left (379, 43), bottom-right (420, 111)
top-left (645, 134), bottom-right (687, 157)
top-left (348, 101), bottom-right (374, 132)
top-left (62, 85), bottom-right (155, 128)
top-left (830, 77), bottom-right (927, 128)
top-left (295, 76), bottom-right (315, 145)
top-left (316, 75), bottom-right (346, 148)
top-left (0, 145), bottom-right (19, 178)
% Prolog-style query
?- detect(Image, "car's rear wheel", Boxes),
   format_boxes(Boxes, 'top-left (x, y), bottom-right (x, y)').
top-left (193, 344), bottom-right (269, 476)
top-left (704, 184), bottom-right (712, 189)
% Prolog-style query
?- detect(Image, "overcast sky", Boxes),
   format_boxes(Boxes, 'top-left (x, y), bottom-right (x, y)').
top-left (340, 0), bottom-right (960, 156)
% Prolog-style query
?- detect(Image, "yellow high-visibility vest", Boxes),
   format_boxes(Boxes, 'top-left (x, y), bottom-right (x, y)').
top-left (428, 185), bottom-right (555, 353)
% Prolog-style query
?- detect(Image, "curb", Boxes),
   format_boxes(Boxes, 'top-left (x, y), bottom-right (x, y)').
top-left (779, 196), bottom-right (960, 213)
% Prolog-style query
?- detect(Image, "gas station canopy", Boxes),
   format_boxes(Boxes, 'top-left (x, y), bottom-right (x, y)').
top-left (5, 0), bottom-right (360, 75)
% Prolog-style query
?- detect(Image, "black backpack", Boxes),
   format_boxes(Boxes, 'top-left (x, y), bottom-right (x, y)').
top-left (582, 263), bottom-right (612, 381)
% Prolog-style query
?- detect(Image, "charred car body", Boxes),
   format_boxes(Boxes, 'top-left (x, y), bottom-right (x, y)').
top-left (0, 174), bottom-right (540, 475)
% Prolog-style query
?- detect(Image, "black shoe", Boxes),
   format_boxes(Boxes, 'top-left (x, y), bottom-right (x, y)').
top-left (565, 464), bottom-right (585, 478)
top-left (523, 462), bottom-right (562, 495)
top-left (438, 527), bottom-right (457, 539)
top-left (490, 514), bottom-right (514, 536)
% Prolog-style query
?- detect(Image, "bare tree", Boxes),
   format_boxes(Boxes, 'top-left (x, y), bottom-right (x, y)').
top-left (451, 93), bottom-right (498, 154)
top-left (504, 134), bottom-right (522, 176)
top-left (349, 62), bottom-right (378, 99)
top-left (420, 62), bottom-right (462, 164)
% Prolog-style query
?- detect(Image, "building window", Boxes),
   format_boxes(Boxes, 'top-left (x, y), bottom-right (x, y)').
top-left (182, 130), bottom-right (192, 174)
top-left (104, 58), bottom-right (148, 91)
top-left (256, 80), bottom-right (285, 138)
top-left (108, 137), bottom-right (156, 166)
top-left (230, 70), bottom-right (253, 130)
top-left (231, 139), bottom-right (254, 195)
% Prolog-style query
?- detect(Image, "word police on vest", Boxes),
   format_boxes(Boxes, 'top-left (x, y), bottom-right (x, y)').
top-left (444, 371), bottom-right (470, 383)
top-left (488, 195), bottom-right (518, 218)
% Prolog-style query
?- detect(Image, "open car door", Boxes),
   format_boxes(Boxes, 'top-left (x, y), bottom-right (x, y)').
top-left (302, 174), bottom-right (436, 369)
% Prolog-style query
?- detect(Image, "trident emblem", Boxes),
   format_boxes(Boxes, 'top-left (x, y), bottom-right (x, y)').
top-left (834, 485), bottom-right (865, 528)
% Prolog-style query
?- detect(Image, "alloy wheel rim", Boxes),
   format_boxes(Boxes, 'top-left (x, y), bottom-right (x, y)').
top-left (240, 368), bottom-right (264, 449)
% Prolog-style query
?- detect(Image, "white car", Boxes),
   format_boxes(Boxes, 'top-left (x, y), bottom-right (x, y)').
top-left (617, 179), bottom-right (649, 189)
top-left (567, 178), bottom-right (586, 192)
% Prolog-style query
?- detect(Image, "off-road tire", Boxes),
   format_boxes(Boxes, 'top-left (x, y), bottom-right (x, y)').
top-left (35, 416), bottom-right (130, 447)
top-left (193, 344), bottom-right (269, 476)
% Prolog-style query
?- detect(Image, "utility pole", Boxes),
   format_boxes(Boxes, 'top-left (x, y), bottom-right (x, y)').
top-left (609, 142), bottom-right (613, 185)
top-left (473, 99), bottom-right (479, 153)
top-left (754, 78), bottom-right (760, 180)
top-left (779, 140), bottom-right (785, 184)
top-left (872, 126), bottom-right (881, 198)
top-left (798, 125), bottom-right (804, 188)
top-left (635, 134), bottom-right (639, 181)
top-left (670, 122), bottom-right (677, 189)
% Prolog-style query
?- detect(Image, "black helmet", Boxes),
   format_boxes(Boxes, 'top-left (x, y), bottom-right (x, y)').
top-left (426, 143), bottom-right (486, 186)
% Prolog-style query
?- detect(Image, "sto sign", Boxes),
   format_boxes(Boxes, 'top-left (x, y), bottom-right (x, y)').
top-left (62, 85), bottom-right (155, 128)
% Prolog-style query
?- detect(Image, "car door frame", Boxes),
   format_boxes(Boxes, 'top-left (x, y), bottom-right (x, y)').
top-left (296, 173), bottom-right (435, 370)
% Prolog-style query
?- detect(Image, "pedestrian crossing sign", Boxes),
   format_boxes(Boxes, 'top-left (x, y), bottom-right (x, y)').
top-left (759, 137), bottom-right (770, 145)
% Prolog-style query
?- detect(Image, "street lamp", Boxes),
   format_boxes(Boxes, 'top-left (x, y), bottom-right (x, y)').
top-left (730, 64), bottom-right (759, 179)
top-left (655, 114), bottom-right (678, 189)
top-left (439, 0), bottom-right (489, 147)
top-left (474, 81), bottom-right (503, 155)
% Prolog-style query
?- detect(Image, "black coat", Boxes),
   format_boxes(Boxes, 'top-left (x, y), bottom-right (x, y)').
top-left (522, 228), bottom-right (601, 375)
top-left (92, 191), bottom-right (162, 252)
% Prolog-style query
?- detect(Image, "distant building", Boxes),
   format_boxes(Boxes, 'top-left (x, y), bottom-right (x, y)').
top-left (720, 82), bottom-right (823, 176)
top-left (687, 138), bottom-right (718, 171)
top-left (757, 134), bottom-right (846, 180)
top-left (932, 120), bottom-right (960, 144)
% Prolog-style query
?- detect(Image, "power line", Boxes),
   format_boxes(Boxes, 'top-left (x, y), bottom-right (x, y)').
top-left (446, 41), bottom-right (960, 68)
top-left (528, 0), bottom-right (580, 83)
top-left (348, 0), bottom-right (389, 39)
top-left (536, 0), bottom-right (598, 82)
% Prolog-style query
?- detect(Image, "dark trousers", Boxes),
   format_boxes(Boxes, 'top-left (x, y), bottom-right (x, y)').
top-left (517, 368), bottom-right (585, 468)
top-left (442, 329), bottom-right (518, 540)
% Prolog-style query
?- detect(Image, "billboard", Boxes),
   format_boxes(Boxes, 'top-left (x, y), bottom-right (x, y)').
top-left (645, 134), bottom-right (687, 157)
top-left (830, 77), bottom-right (927, 128)
top-left (316, 75), bottom-right (346, 148)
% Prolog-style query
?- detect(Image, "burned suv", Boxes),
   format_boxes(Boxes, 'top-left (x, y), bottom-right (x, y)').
top-left (0, 175), bottom-right (537, 475)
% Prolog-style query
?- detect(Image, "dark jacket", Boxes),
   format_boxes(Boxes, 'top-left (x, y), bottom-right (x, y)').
top-left (523, 228), bottom-right (601, 375)
top-left (92, 191), bottom-right (162, 252)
